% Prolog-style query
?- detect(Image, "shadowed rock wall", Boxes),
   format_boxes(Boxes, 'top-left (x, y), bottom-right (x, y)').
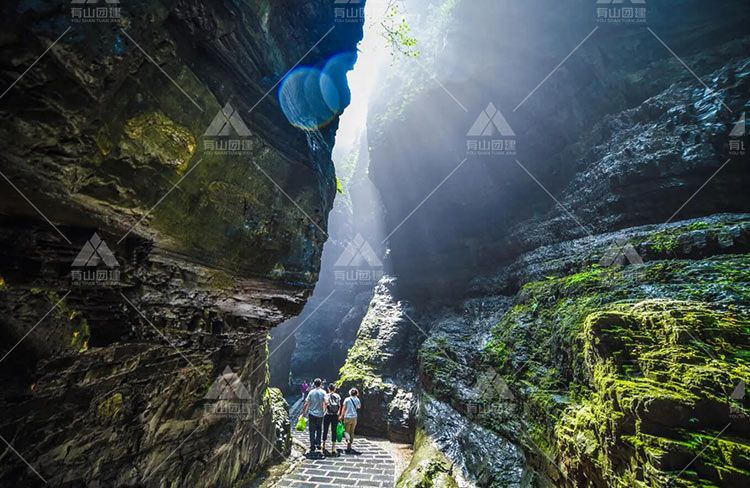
top-left (0, 1), bottom-right (362, 486)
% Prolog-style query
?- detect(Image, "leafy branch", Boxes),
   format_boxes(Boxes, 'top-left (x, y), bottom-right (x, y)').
top-left (381, 0), bottom-right (420, 58)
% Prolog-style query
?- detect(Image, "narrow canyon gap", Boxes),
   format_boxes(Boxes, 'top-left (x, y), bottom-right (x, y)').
top-left (1, 1), bottom-right (750, 488)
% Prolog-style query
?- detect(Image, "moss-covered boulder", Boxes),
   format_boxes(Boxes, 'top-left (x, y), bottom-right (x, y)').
top-left (397, 428), bottom-right (460, 488)
top-left (483, 252), bottom-right (750, 487)
top-left (337, 276), bottom-right (418, 443)
top-left (267, 387), bottom-right (292, 458)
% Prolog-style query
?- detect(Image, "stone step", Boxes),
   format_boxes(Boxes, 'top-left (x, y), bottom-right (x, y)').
top-left (276, 414), bottom-right (397, 488)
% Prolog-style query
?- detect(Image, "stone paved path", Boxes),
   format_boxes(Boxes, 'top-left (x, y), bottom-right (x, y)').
top-left (275, 399), bottom-right (397, 488)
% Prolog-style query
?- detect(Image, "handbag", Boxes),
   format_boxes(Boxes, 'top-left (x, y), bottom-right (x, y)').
top-left (295, 416), bottom-right (307, 431)
top-left (336, 421), bottom-right (345, 442)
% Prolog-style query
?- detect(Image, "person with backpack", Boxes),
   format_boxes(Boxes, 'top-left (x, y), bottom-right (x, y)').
top-left (301, 378), bottom-right (325, 454)
top-left (339, 388), bottom-right (361, 453)
top-left (321, 383), bottom-right (341, 455)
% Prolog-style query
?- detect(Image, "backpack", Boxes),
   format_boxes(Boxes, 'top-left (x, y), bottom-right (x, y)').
top-left (327, 393), bottom-right (340, 415)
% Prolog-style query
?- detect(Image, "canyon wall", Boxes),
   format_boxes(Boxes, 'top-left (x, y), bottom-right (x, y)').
top-left (341, 0), bottom-right (750, 486)
top-left (0, 1), bottom-right (361, 486)
top-left (270, 122), bottom-right (387, 392)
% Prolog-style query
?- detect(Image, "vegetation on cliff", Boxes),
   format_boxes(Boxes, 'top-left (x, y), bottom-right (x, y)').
top-left (480, 249), bottom-right (750, 487)
top-left (396, 428), bottom-right (460, 488)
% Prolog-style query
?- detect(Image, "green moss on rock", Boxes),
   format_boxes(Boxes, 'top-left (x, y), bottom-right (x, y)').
top-left (396, 429), bottom-right (460, 488)
top-left (482, 336), bottom-right (508, 369)
top-left (338, 337), bottom-right (386, 390)
top-left (122, 111), bottom-right (196, 170)
top-left (635, 218), bottom-right (745, 257)
top-left (69, 311), bottom-right (90, 352)
top-left (419, 335), bottom-right (460, 397)
top-left (482, 253), bottom-right (750, 487)
top-left (266, 387), bottom-right (291, 458)
top-left (97, 392), bottom-right (124, 421)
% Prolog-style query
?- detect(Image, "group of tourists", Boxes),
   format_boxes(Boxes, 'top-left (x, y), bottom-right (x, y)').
top-left (300, 378), bottom-right (361, 455)
top-left (300, 378), bottom-right (326, 399)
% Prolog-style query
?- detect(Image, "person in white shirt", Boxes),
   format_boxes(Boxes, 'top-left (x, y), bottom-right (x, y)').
top-left (339, 388), bottom-right (362, 452)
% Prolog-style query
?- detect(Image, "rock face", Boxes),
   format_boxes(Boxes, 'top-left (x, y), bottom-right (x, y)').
top-left (368, 0), bottom-right (750, 298)
top-left (337, 0), bottom-right (750, 486)
top-left (270, 131), bottom-right (386, 393)
top-left (405, 396), bottom-right (532, 488)
top-left (0, 1), bottom-right (361, 486)
top-left (338, 276), bottom-right (417, 444)
top-left (287, 285), bottom-right (374, 386)
top-left (396, 425), bottom-right (463, 488)
top-left (419, 215), bottom-right (750, 487)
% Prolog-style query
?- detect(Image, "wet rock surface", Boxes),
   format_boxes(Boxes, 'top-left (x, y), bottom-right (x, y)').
top-left (338, 277), bottom-right (418, 444)
top-left (348, 218), bottom-right (750, 486)
top-left (335, 0), bottom-right (750, 486)
top-left (505, 56), bottom-right (750, 256)
top-left (474, 213), bottom-right (750, 295)
top-left (483, 245), bottom-right (750, 486)
top-left (416, 396), bottom-right (532, 488)
top-left (0, 1), bottom-right (362, 486)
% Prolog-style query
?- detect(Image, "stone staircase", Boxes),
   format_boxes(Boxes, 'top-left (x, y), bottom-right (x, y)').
top-left (275, 398), bottom-right (397, 487)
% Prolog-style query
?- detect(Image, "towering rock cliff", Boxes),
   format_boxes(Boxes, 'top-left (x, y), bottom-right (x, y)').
top-left (339, 0), bottom-right (750, 486)
top-left (0, 1), bottom-right (361, 486)
top-left (269, 113), bottom-right (386, 392)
